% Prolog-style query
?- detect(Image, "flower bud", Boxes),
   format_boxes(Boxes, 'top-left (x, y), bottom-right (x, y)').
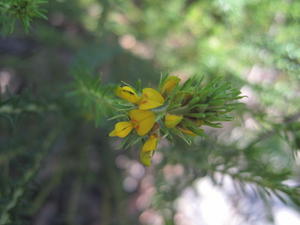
top-left (165, 114), bottom-right (183, 128)
top-left (161, 76), bottom-right (181, 94)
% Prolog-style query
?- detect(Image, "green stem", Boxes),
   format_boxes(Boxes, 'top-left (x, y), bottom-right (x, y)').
top-left (168, 105), bottom-right (189, 114)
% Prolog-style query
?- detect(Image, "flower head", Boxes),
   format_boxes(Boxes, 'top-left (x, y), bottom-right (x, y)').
top-left (109, 75), bottom-right (243, 166)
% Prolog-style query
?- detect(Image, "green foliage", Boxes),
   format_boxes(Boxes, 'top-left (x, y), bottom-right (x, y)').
top-left (0, 0), bottom-right (47, 34)
top-left (0, 131), bottom-right (57, 225)
top-left (168, 76), bottom-right (244, 128)
top-left (106, 74), bottom-right (244, 166)
top-left (69, 69), bottom-right (118, 126)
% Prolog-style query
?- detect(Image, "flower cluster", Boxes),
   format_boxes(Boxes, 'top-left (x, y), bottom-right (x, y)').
top-left (109, 75), bottom-right (243, 166)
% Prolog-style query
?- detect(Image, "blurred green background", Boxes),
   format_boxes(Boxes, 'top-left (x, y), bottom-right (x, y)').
top-left (1, 0), bottom-right (300, 224)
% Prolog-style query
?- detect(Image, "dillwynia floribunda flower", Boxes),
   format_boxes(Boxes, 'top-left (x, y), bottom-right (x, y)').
top-left (109, 109), bottom-right (155, 137)
top-left (109, 75), bottom-right (244, 166)
top-left (139, 88), bottom-right (165, 110)
top-left (116, 86), bottom-right (164, 109)
top-left (140, 134), bottom-right (159, 166)
top-left (115, 86), bottom-right (140, 104)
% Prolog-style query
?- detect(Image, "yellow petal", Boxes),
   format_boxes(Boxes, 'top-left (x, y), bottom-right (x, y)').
top-left (129, 109), bottom-right (155, 136)
top-left (165, 114), bottom-right (183, 128)
top-left (115, 86), bottom-right (140, 104)
top-left (139, 150), bottom-right (154, 167)
top-left (161, 76), bottom-right (181, 94)
top-left (139, 88), bottom-right (164, 110)
top-left (142, 134), bottom-right (158, 152)
top-left (109, 121), bottom-right (133, 138)
top-left (178, 127), bottom-right (196, 136)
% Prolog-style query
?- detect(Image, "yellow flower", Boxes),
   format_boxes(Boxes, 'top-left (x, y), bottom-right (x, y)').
top-left (139, 88), bottom-right (164, 110)
top-left (161, 76), bottom-right (181, 94)
top-left (165, 114), bottom-right (183, 128)
top-left (109, 109), bottom-right (155, 138)
top-left (140, 151), bottom-right (154, 167)
top-left (178, 127), bottom-right (196, 136)
top-left (140, 134), bottom-right (158, 166)
top-left (109, 121), bottom-right (133, 138)
top-left (115, 86), bottom-right (140, 103)
top-left (142, 134), bottom-right (158, 152)
top-left (129, 109), bottom-right (156, 136)
top-left (115, 86), bottom-right (164, 110)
